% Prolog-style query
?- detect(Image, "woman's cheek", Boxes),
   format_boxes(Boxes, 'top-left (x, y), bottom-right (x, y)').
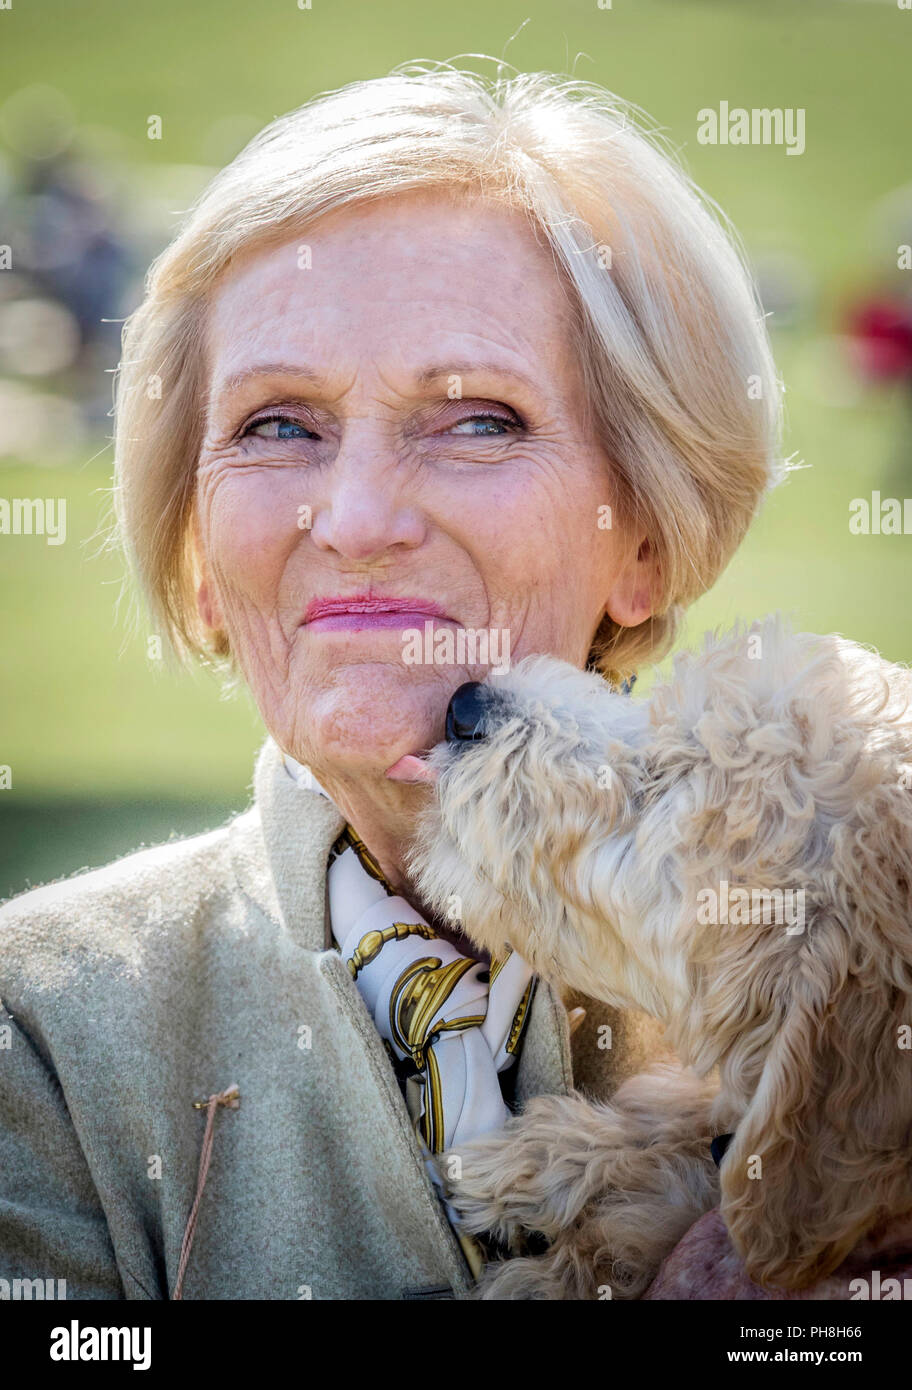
top-left (207, 468), bottom-right (303, 600)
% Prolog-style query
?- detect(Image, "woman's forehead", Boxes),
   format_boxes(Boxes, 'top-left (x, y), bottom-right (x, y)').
top-left (204, 192), bottom-right (580, 405)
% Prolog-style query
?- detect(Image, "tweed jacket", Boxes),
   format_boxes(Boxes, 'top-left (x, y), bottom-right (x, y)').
top-left (0, 736), bottom-right (667, 1300)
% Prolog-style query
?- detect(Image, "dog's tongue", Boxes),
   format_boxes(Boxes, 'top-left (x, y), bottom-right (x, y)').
top-left (386, 681), bottom-right (489, 784)
top-left (384, 754), bottom-right (439, 784)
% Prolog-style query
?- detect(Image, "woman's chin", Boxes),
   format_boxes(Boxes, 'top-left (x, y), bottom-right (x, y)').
top-left (297, 674), bottom-right (444, 778)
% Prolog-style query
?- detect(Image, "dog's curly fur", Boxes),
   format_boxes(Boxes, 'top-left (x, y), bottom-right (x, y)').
top-left (407, 615), bottom-right (912, 1298)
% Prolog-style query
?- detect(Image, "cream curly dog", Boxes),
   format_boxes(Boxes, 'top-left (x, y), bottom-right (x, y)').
top-left (403, 615), bottom-right (912, 1299)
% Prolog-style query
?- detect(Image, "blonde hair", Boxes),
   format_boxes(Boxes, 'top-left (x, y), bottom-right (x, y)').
top-left (113, 60), bottom-right (784, 683)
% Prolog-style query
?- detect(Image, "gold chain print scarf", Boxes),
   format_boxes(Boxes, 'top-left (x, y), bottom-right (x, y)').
top-left (327, 823), bottom-right (535, 1150)
top-left (283, 754), bottom-right (536, 1276)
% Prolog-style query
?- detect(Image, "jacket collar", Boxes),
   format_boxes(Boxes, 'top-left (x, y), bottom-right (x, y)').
top-left (230, 736), bottom-right (574, 1098)
top-left (237, 735), bottom-right (345, 951)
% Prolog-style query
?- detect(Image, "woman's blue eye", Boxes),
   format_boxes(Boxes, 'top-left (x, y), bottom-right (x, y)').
top-left (446, 415), bottom-right (514, 436)
top-left (247, 416), bottom-right (315, 440)
top-left (244, 412), bottom-right (518, 441)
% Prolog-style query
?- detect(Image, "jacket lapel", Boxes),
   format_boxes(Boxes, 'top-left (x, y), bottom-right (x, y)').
top-left (514, 978), bottom-right (574, 1104)
top-left (250, 736), bottom-right (345, 950)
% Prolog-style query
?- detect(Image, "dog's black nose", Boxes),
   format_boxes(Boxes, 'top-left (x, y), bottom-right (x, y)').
top-left (445, 682), bottom-right (489, 742)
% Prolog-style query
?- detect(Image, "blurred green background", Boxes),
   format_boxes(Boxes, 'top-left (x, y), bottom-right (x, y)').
top-left (1, 0), bottom-right (911, 900)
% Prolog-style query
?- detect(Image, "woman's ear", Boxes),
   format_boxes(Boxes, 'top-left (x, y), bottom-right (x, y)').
top-left (190, 508), bottom-right (224, 633)
top-left (719, 927), bottom-right (912, 1290)
top-left (196, 577), bottom-right (223, 633)
top-left (604, 535), bottom-right (659, 629)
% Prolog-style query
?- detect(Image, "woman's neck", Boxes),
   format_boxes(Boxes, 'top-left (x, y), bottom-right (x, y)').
top-left (313, 763), bottom-right (490, 963)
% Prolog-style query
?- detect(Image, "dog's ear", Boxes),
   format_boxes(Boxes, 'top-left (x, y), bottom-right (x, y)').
top-left (718, 921), bottom-right (912, 1290)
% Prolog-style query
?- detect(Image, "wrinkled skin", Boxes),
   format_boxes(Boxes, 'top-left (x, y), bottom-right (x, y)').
top-left (193, 189), bottom-right (656, 909)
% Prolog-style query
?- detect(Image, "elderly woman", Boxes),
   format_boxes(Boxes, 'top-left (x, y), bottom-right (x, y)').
top-left (0, 65), bottom-right (780, 1300)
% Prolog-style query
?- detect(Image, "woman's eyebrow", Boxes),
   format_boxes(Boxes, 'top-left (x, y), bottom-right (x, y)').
top-left (205, 358), bottom-right (541, 414)
top-left (205, 362), bottom-right (323, 412)
top-left (415, 362), bottom-right (541, 395)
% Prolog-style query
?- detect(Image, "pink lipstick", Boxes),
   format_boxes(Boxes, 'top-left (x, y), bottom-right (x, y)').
top-left (302, 593), bottom-right (455, 632)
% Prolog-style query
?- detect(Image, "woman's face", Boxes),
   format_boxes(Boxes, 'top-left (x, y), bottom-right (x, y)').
top-left (195, 190), bottom-right (654, 780)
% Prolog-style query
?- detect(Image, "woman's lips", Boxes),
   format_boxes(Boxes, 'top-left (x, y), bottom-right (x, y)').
top-left (305, 611), bottom-right (453, 632)
top-left (302, 594), bottom-right (455, 632)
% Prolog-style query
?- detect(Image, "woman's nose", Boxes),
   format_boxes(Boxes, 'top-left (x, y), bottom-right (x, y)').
top-left (308, 447), bottom-right (426, 560)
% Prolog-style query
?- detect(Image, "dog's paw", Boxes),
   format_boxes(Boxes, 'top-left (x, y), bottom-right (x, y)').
top-left (440, 1093), bottom-right (603, 1243)
top-left (442, 1141), bottom-right (551, 1245)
